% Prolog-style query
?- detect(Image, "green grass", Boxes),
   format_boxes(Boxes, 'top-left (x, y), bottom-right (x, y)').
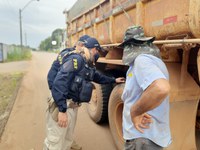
top-left (6, 46), bottom-right (32, 62)
top-left (0, 72), bottom-right (24, 138)
top-left (0, 72), bottom-right (23, 114)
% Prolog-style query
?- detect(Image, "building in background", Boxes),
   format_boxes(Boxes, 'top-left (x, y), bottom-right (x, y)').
top-left (0, 43), bottom-right (8, 62)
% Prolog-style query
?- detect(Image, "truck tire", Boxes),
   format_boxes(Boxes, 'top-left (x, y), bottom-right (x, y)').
top-left (86, 83), bottom-right (113, 124)
top-left (108, 84), bottom-right (124, 150)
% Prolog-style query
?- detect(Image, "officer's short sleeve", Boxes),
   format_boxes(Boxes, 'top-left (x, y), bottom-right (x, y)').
top-left (60, 55), bottom-right (83, 73)
top-left (134, 55), bottom-right (167, 91)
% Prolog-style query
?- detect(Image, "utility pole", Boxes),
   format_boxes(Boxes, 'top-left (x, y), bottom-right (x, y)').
top-left (19, 9), bottom-right (22, 50)
top-left (19, 0), bottom-right (39, 50)
top-left (25, 31), bottom-right (27, 47)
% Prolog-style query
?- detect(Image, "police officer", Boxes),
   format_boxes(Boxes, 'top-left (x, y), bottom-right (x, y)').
top-left (44, 37), bottom-right (125, 150)
top-left (47, 35), bottom-right (90, 90)
top-left (45, 35), bottom-right (90, 150)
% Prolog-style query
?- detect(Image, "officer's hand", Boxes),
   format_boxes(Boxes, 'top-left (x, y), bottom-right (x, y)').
top-left (115, 77), bottom-right (125, 83)
top-left (58, 112), bottom-right (68, 128)
top-left (130, 113), bottom-right (152, 133)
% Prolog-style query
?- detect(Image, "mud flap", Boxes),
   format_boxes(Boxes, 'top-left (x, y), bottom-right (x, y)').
top-left (166, 63), bottom-right (200, 150)
top-left (167, 100), bottom-right (199, 150)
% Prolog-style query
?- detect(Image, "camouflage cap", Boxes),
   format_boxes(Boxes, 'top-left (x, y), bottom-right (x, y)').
top-left (118, 26), bottom-right (155, 48)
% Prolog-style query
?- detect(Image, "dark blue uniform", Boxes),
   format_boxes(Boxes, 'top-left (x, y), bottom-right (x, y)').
top-left (51, 53), bottom-right (116, 113)
top-left (47, 47), bottom-right (75, 90)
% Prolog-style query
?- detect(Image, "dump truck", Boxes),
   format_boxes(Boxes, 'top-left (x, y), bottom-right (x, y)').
top-left (63, 0), bottom-right (200, 149)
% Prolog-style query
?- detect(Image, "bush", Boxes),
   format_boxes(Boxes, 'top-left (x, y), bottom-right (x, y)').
top-left (7, 46), bottom-right (32, 62)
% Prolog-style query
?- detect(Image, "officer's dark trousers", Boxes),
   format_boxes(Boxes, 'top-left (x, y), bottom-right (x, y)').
top-left (124, 138), bottom-right (163, 150)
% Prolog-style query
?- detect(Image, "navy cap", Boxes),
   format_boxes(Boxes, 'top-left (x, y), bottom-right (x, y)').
top-left (78, 35), bottom-right (90, 43)
top-left (84, 37), bottom-right (104, 51)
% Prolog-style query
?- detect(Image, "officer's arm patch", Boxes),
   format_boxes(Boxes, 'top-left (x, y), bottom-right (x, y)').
top-left (73, 59), bottom-right (78, 69)
top-left (58, 54), bottom-right (62, 64)
top-left (61, 59), bottom-right (79, 72)
top-left (62, 60), bottom-right (75, 72)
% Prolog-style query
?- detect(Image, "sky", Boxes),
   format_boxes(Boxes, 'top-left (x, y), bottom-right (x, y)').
top-left (0, 0), bottom-right (77, 48)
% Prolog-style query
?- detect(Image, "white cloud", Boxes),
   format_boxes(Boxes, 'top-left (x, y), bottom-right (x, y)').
top-left (0, 0), bottom-right (77, 48)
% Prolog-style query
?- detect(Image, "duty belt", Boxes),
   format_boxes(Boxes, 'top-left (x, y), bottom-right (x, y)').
top-left (47, 97), bottom-right (80, 110)
top-left (67, 99), bottom-right (81, 109)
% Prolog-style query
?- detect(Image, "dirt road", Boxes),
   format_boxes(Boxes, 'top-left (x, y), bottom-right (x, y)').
top-left (0, 51), bottom-right (117, 150)
top-left (0, 61), bottom-right (29, 73)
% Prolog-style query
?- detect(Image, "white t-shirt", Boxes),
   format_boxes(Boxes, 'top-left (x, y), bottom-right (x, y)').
top-left (121, 54), bottom-right (172, 147)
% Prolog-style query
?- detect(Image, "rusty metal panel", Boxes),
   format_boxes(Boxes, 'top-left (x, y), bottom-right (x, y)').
top-left (113, 8), bottom-right (137, 43)
top-left (96, 1), bottom-right (110, 17)
top-left (77, 31), bottom-right (84, 38)
top-left (67, 0), bottom-right (200, 45)
top-left (68, 0), bottom-right (100, 21)
top-left (77, 16), bottom-right (84, 27)
top-left (85, 11), bottom-right (94, 23)
top-left (189, 0), bottom-right (200, 38)
top-left (144, 0), bottom-right (190, 39)
top-left (96, 20), bottom-right (110, 44)
top-left (113, 0), bottom-right (136, 7)
top-left (85, 27), bottom-right (95, 37)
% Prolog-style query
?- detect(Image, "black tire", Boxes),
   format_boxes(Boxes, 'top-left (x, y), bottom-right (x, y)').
top-left (108, 84), bottom-right (124, 150)
top-left (86, 83), bottom-right (113, 124)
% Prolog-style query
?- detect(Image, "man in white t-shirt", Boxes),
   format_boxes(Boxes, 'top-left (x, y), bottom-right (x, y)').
top-left (119, 26), bottom-right (172, 150)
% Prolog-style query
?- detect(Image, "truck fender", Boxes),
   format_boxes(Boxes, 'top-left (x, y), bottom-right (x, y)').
top-left (108, 84), bottom-right (124, 150)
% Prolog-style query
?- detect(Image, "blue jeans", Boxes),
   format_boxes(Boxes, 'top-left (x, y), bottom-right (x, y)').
top-left (124, 138), bottom-right (163, 150)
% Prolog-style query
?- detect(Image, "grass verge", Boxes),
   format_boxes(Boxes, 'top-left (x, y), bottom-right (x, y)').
top-left (0, 72), bottom-right (24, 138)
top-left (6, 46), bottom-right (32, 62)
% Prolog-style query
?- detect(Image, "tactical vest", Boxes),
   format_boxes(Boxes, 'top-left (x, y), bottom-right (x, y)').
top-left (77, 63), bottom-right (95, 81)
top-left (70, 57), bottom-right (95, 103)
top-left (57, 47), bottom-right (75, 65)
top-left (58, 49), bottom-right (95, 103)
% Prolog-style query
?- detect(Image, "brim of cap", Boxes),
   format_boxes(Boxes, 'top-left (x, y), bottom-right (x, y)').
top-left (118, 37), bottom-right (155, 48)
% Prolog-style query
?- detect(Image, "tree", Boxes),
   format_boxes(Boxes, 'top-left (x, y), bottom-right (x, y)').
top-left (52, 29), bottom-right (63, 49)
top-left (39, 28), bottom-right (64, 51)
top-left (39, 37), bottom-right (52, 51)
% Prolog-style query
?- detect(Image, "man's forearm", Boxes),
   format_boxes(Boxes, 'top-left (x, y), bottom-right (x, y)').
top-left (130, 79), bottom-right (170, 117)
